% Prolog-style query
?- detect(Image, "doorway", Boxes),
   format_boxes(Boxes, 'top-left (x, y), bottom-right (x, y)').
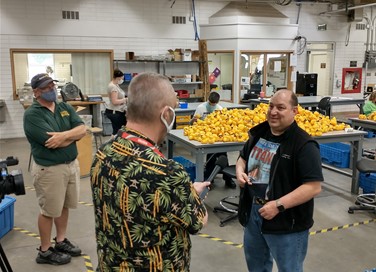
top-left (306, 42), bottom-right (335, 96)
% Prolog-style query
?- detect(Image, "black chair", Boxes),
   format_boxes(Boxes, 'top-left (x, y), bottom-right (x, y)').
top-left (213, 165), bottom-right (239, 227)
top-left (348, 158), bottom-right (376, 214)
top-left (317, 96), bottom-right (331, 116)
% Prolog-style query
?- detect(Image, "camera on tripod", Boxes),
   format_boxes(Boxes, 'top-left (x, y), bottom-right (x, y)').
top-left (0, 156), bottom-right (25, 202)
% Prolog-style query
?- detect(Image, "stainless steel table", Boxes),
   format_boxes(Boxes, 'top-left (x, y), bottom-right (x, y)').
top-left (244, 96), bottom-right (365, 114)
top-left (175, 102), bottom-right (249, 116)
top-left (348, 118), bottom-right (376, 131)
top-left (167, 129), bottom-right (366, 194)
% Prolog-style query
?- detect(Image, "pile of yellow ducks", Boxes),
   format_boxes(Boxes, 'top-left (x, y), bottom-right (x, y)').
top-left (359, 112), bottom-right (376, 121)
top-left (183, 103), bottom-right (350, 144)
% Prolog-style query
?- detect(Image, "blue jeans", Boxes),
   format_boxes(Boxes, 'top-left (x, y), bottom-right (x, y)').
top-left (243, 204), bottom-right (309, 272)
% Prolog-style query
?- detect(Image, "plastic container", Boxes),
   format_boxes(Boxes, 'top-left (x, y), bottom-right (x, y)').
top-left (0, 196), bottom-right (16, 239)
top-left (175, 90), bottom-right (189, 98)
top-left (179, 102), bottom-right (188, 109)
top-left (79, 115), bottom-right (92, 127)
top-left (364, 131), bottom-right (376, 138)
top-left (172, 156), bottom-right (196, 181)
top-left (359, 172), bottom-right (376, 193)
top-left (319, 142), bottom-right (350, 168)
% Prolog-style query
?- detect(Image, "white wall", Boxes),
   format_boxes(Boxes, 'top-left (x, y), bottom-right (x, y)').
top-left (0, 0), bottom-right (226, 139)
top-left (1, 0), bottom-right (375, 139)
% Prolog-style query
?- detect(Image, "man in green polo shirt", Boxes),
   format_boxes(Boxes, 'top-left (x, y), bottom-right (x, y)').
top-left (23, 73), bottom-right (87, 266)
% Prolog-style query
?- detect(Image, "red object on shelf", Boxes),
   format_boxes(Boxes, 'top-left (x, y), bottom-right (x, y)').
top-left (175, 90), bottom-right (189, 98)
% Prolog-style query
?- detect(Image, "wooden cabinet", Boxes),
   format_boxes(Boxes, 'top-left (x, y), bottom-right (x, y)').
top-left (76, 131), bottom-right (93, 178)
top-left (114, 60), bottom-right (205, 102)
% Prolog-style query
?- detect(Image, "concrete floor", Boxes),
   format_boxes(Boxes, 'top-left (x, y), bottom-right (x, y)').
top-left (1, 134), bottom-right (375, 272)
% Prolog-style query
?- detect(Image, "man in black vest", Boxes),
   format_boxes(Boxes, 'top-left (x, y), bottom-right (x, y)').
top-left (236, 89), bottom-right (323, 272)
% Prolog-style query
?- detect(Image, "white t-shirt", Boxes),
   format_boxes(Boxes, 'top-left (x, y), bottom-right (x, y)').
top-left (106, 82), bottom-right (126, 112)
top-left (193, 102), bottom-right (223, 120)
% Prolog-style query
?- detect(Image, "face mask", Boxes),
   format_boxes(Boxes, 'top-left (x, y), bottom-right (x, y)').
top-left (160, 106), bottom-right (175, 133)
top-left (118, 79), bottom-right (124, 85)
top-left (40, 89), bottom-right (57, 102)
top-left (206, 102), bottom-right (216, 113)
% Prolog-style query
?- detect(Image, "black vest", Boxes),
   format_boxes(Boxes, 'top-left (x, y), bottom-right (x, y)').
top-left (244, 121), bottom-right (319, 234)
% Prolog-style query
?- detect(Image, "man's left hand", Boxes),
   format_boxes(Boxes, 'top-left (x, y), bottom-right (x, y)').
top-left (45, 132), bottom-right (67, 149)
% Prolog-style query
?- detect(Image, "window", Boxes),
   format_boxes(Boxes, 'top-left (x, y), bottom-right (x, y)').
top-left (10, 49), bottom-right (114, 100)
top-left (208, 51), bottom-right (235, 101)
top-left (240, 51), bottom-right (292, 99)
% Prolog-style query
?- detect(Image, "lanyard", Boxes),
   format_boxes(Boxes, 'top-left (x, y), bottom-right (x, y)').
top-left (119, 131), bottom-right (164, 158)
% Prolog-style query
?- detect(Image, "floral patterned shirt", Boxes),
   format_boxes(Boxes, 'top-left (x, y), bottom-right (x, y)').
top-left (91, 127), bottom-right (207, 271)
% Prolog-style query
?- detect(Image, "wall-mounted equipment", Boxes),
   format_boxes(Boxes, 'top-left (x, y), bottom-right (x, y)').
top-left (341, 68), bottom-right (362, 94)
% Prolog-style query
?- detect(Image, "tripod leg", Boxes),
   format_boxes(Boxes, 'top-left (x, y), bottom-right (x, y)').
top-left (0, 243), bottom-right (13, 272)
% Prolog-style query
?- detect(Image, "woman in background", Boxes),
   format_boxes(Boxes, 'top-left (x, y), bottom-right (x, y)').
top-left (363, 91), bottom-right (376, 116)
top-left (105, 69), bottom-right (127, 138)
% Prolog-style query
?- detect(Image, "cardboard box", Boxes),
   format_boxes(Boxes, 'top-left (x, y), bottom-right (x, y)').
top-left (125, 52), bottom-right (135, 60)
top-left (168, 49), bottom-right (184, 61)
top-left (192, 50), bottom-right (200, 61)
top-left (195, 89), bottom-right (204, 97)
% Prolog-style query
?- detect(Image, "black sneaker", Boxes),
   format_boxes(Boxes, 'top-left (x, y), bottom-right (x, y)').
top-left (54, 238), bottom-right (82, 257)
top-left (36, 247), bottom-right (71, 265)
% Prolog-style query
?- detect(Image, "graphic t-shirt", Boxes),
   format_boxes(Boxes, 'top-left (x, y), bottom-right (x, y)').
top-left (247, 137), bottom-right (280, 198)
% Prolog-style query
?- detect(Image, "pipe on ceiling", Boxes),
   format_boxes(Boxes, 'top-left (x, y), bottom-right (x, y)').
top-left (319, 2), bottom-right (376, 15)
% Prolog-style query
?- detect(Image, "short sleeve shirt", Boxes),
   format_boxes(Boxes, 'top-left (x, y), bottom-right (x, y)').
top-left (23, 101), bottom-right (84, 166)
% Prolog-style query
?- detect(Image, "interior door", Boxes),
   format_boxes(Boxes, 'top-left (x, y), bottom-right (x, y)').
top-left (307, 43), bottom-right (334, 96)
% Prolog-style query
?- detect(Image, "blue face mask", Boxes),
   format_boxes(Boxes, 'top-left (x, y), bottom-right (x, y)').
top-left (40, 89), bottom-right (57, 102)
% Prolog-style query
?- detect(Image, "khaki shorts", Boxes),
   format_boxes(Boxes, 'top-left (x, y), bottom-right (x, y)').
top-left (32, 159), bottom-right (80, 217)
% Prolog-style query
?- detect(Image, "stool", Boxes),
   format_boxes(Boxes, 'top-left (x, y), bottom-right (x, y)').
top-left (213, 165), bottom-right (239, 227)
top-left (348, 159), bottom-right (376, 214)
top-left (89, 127), bottom-right (103, 150)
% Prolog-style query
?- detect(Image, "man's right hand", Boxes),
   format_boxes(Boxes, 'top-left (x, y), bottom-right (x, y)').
top-left (193, 181), bottom-right (211, 194)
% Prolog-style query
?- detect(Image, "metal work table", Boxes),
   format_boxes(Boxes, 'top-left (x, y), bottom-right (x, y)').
top-left (175, 102), bottom-right (249, 116)
top-left (348, 118), bottom-right (376, 131)
top-left (243, 96), bottom-right (365, 114)
top-left (167, 129), bottom-right (366, 194)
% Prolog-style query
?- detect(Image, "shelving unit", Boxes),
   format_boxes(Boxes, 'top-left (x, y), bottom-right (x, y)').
top-left (113, 60), bottom-right (205, 102)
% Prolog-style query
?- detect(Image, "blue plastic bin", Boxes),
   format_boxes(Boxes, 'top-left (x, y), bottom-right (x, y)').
top-left (173, 156), bottom-right (196, 181)
top-left (179, 102), bottom-right (188, 109)
top-left (319, 143), bottom-right (350, 168)
top-left (0, 196), bottom-right (16, 239)
top-left (359, 172), bottom-right (376, 193)
top-left (364, 131), bottom-right (376, 138)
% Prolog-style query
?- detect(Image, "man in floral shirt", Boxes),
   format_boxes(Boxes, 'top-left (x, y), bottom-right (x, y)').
top-left (91, 72), bottom-right (210, 271)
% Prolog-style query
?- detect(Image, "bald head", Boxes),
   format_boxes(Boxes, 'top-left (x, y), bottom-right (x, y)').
top-left (267, 89), bottom-right (298, 135)
top-left (126, 72), bottom-right (177, 123)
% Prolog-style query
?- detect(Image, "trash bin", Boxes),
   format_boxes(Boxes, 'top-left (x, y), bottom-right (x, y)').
top-left (0, 100), bottom-right (5, 122)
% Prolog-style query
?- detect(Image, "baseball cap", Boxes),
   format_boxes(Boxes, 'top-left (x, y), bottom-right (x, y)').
top-left (31, 73), bottom-right (58, 89)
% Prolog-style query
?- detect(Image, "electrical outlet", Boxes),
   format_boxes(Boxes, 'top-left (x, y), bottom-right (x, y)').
top-left (189, 16), bottom-right (194, 22)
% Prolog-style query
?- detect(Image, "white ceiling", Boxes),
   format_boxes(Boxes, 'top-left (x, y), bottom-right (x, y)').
top-left (196, 0), bottom-right (375, 5)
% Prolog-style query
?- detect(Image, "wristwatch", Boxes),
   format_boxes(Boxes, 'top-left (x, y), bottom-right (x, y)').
top-left (276, 199), bottom-right (285, 212)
